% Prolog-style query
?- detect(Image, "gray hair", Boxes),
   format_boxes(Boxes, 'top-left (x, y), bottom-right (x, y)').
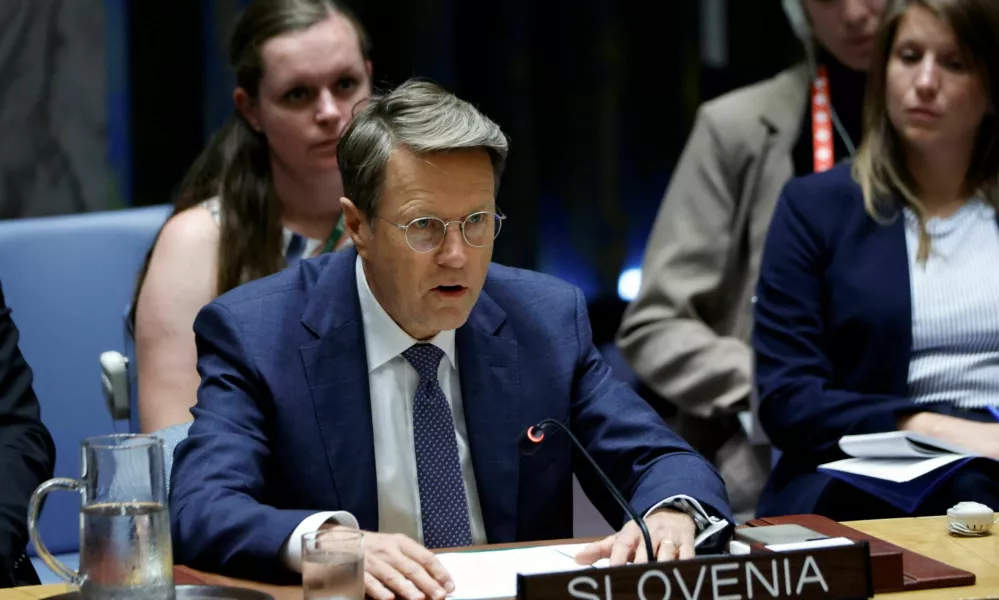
top-left (337, 79), bottom-right (510, 218)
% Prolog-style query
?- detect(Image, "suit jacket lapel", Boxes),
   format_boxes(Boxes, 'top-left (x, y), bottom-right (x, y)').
top-left (887, 208), bottom-right (914, 390)
top-left (300, 250), bottom-right (379, 530)
top-left (748, 63), bottom-right (810, 274)
top-left (456, 288), bottom-right (520, 543)
top-left (759, 62), bottom-right (810, 147)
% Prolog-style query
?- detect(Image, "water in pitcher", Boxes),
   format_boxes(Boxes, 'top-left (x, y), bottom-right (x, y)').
top-left (80, 501), bottom-right (175, 600)
top-left (302, 551), bottom-right (364, 600)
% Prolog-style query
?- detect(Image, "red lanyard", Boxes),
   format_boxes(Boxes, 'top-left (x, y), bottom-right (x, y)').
top-left (811, 65), bottom-right (835, 173)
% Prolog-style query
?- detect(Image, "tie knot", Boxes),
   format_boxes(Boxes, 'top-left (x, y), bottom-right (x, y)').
top-left (402, 343), bottom-right (445, 381)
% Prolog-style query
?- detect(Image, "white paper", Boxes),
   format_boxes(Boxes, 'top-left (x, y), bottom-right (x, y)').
top-left (439, 546), bottom-right (594, 599)
top-left (838, 431), bottom-right (972, 459)
top-left (819, 454), bottom-right (967, 483)
top-left (438, 532), bottom-right (732, 598)
top-left (549, 543), bottom-right (611, 569)
top-left (765, 537), bottom-right (855, 552)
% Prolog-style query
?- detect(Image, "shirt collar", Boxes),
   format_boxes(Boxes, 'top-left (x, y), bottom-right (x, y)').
top-left (355, 255), bottom-right (456, 373)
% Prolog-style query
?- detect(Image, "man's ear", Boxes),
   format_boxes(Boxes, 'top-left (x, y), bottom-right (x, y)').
top-left (234, 87), bottom-right (262, 132)
top-left (341, 197), bottom-right (370, 258)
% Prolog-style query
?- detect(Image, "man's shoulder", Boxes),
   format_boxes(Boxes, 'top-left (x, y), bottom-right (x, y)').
top-left (485, 263), bottom-right (579, 296)
top-left (211, 251), bottom-right (345, 314)
top-left (483, 264), bottom-right (580, 313)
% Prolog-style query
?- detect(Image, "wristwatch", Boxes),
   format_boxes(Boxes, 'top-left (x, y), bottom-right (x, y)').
top-left (660, 496), bottom-right (715, 534)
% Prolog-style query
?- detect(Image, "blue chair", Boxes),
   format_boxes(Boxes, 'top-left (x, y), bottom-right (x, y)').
top-left (0, 205), bottom-right (171, 577)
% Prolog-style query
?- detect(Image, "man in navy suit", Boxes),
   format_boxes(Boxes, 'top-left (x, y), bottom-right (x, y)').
top-left (170, 80), bottom-right (732, 600)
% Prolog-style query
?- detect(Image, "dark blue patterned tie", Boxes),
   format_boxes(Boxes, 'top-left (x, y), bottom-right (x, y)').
top-left (401, 344), bottom-right (473, 549)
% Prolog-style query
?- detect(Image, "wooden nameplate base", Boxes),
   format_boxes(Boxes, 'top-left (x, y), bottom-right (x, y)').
top-left (741, 515), bottom-right (975, 593)
top-left (517, 541), bottom-right (872, 600)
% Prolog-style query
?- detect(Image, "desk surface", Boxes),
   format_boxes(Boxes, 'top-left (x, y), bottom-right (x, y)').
top-left (852, 516), bottom-right (998, 600)
top-left (6, 516), bottom-right (996, 600)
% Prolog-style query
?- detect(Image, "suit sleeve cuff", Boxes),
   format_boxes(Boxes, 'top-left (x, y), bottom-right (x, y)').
top-left (280, 511), bottom-right (360, 573)
top-left (644, 495), bottom-right (730, 548)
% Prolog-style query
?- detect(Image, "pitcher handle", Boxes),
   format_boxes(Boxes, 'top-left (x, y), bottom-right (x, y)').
top-left (28, 477), bottom-right (82, 585)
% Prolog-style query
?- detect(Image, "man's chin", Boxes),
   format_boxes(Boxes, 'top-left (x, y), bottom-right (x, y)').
top-left (430, 306), bottom-right (474, 332)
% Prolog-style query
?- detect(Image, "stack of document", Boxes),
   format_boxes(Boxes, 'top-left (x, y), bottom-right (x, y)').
top-left (818, 431), bottom-right (984, 512)
top-left (437, 544), bottom-right (603, 599)
top-left (437, 512), bottom-right (730, 597)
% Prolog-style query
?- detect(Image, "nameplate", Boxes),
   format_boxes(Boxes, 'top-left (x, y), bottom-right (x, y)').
top-left (517, 542), bottom-right (872, 600)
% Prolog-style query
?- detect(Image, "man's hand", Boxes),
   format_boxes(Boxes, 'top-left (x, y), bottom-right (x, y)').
top-left (574, 509), bottom-right (697, 566)
top-left (346, 529), bottom-right (454, 600)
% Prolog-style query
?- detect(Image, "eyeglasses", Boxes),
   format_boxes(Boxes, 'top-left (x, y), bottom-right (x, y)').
top-left (379, 211), bottom-right (506, 252)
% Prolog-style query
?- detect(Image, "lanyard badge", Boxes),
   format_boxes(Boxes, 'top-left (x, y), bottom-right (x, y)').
top-left (321, 211), bottom-right (347, 254)
top-left (811, 65), bottom-right (835, 173)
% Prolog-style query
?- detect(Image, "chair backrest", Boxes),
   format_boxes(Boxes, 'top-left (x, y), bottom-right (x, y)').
top-left (0, 205), bottom-right (171, 554)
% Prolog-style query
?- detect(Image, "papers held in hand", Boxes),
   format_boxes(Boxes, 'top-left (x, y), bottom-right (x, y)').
top-left (839, 431), bottom-right (971, 461)
top-left (821, 431), bottom-right (975, 482)
top-left (818, 431), bottom-right (987, 513)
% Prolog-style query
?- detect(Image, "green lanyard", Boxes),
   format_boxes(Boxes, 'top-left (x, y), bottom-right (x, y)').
top-left (321, 212), bottom-right (347, 254)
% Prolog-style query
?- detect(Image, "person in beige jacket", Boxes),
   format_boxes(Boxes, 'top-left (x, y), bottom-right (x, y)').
top-left (617, 0), bottom-right (886, 519)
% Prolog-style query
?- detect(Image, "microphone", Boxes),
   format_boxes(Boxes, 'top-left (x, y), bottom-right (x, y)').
top-left (518, 418), bottom-right (655, 563)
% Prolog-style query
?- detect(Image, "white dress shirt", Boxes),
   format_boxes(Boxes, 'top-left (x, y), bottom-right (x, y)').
top-left (282, 256), bottom-right (487, 571)
top-left (903, 201), bottom-right (999, 408)
top-left (281, 256), bottom-right (727, 572)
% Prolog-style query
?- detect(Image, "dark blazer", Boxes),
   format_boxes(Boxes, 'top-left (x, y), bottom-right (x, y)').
top-left (752, 163), bottom-right (999, 518)
top-left (169, 249), bottom-right (733, 582)
top-left (0, 282), bottom-right (55, 588)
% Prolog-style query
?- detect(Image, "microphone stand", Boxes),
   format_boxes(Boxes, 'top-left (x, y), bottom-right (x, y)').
top-left (524, 418), bottom-right (655, 563)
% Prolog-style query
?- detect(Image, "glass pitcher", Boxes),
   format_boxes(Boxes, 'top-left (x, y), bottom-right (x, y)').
top-left (28, 434), bottom-right (174, 599)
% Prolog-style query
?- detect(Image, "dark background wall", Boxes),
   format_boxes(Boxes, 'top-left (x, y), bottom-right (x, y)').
top-left (3, 0), bottom-right (803, 343)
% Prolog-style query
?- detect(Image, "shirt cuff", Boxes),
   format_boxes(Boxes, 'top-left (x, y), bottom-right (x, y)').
top-left (644, 495), bottom-right (730, 548)
top-left (281, 511), bottom-right (360, 573)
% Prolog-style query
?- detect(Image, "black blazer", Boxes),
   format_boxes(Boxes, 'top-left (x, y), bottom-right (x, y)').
top-left (0, 282), bottom-right (55, 587)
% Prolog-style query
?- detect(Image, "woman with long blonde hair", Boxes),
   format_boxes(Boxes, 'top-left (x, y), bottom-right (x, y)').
top-left (753, 0), bottom-right (999, 519)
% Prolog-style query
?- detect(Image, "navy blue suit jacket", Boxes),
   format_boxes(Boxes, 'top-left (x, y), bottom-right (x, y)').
top-left (170, 249), bottom-right (732, 581)
top-left (753, 163), bottom-right (999, 517)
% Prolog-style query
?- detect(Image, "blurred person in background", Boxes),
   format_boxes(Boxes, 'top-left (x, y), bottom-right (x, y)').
top-left (132, 0), bottom-right (373, 433)
top-left (0, 282), bottom-right (55, 587)
top-left (0, 1), bottom-right (105, 219)
top-left (617, 0), bottom-right (887, 520)
top-left (754, 0), bottom-right (999, 519)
